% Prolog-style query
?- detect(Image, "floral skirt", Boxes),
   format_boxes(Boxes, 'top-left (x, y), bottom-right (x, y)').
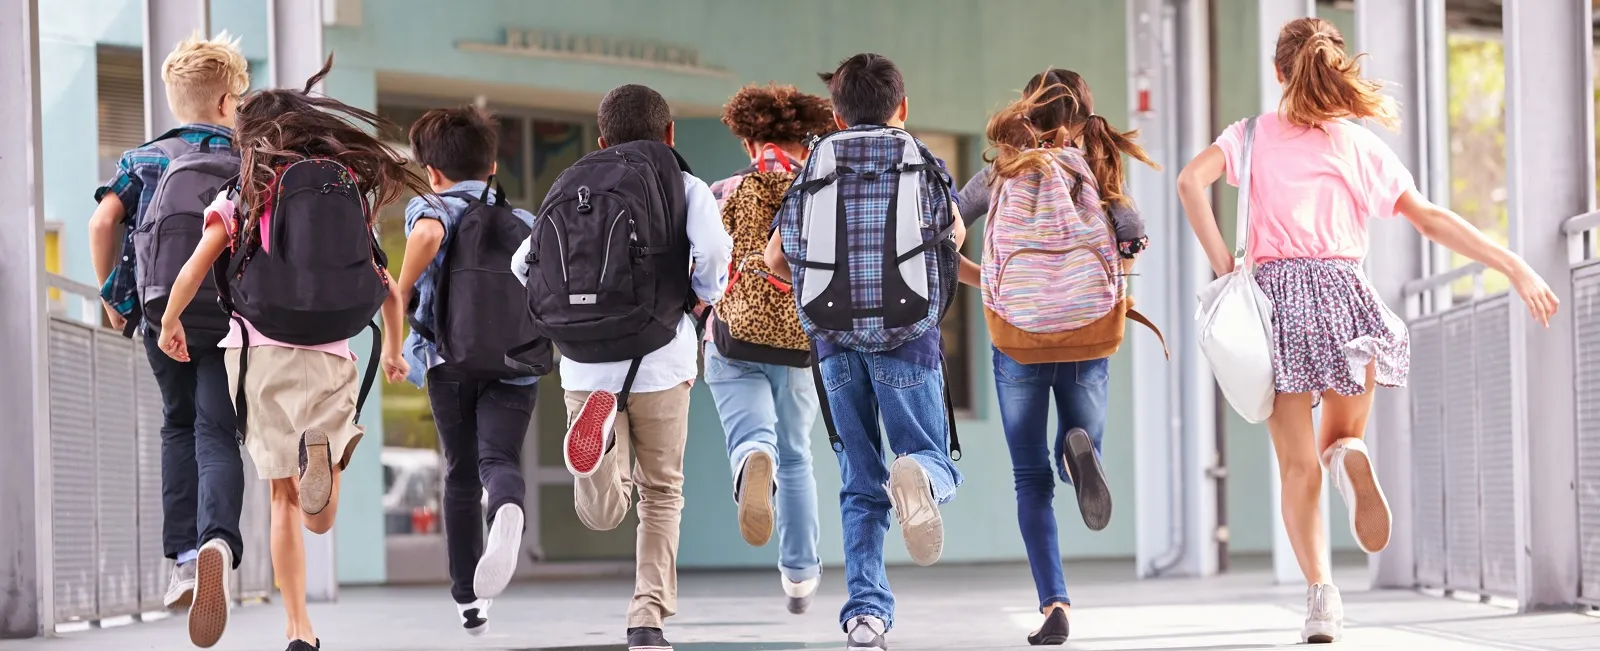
top-left (1254, 258), bottom-right (1409, 401)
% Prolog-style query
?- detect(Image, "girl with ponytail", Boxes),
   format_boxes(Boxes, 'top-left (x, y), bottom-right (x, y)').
top-left (1177, 17), bottom-right (1558, 644)
top-left (958, 68), bottom-right (1158, 646)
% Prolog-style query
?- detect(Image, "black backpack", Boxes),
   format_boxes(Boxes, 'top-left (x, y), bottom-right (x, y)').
top-left (215, 159), bottom-right (388, 439)
top-left (133, 128), bottom-right (239, 346)
top-left (410, 179), bottom-right (552, 379)
top-left (524, 140), bottom-right (694, 405)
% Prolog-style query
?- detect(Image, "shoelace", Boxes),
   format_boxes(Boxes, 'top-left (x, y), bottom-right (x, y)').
top-left (1307, 584), bottom-right (1332, 620)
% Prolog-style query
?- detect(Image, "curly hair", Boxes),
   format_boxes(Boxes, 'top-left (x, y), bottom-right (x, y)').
top-left (233, 54), bottom-right (429, 230)
top-left (720, 83), bottom-right (835, 146)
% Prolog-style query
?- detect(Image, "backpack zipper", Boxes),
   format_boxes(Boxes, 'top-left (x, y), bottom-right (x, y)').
top-left (995, 244), bottom-right (1115, 293)
top-left (600, 209), bottom-right (627, 282)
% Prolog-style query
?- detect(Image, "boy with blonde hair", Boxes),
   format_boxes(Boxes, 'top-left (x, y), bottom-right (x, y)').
top-left (87, 31), bottom-right (249, 648)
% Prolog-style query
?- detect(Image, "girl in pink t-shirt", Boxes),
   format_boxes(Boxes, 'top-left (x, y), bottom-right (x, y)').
top-left (1177, 17), bottom-right (1558, 644)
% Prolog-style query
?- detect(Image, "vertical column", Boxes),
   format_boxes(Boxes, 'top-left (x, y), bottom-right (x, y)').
top-left (1502, 0), bottom-right (1589, 612)
top-left (143, 0), bottom-right (212, 138)
top-left (0, 0), bottom-right (52, 639)
top-left (267, 0), bottom-right (337, 603)
top-left (1257, 0), bottom-right (1326, 587)
top-left (1353, 0), bottom-right (1426, 590)
top-left (1129, 0), bottom-right (1220, 579)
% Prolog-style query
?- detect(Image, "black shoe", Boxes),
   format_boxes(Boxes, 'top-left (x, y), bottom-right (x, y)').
top-left (285, 639), bottom-right (319, 651)
top-left (1027, 608), bottom-right (1070, 645)
top-left (1063, 428), bottom-right (1112, 531)
top-left (627, 626), bottom-right (672, 650)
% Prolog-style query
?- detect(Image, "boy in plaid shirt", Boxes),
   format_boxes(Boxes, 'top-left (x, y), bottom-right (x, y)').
top-left (86, 32), bottom-right (249, 648)
top-left (763, 53), bottom-right (968, 651)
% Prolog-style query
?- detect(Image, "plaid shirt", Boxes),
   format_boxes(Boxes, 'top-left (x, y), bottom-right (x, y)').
top-left (95, 123), bottom-right (235, 326)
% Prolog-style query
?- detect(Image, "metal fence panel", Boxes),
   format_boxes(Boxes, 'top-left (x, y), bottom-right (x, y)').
top-left (1474, 297), bottom-right (1517, 597)
top-left (1410, 315), bottom-right (1448, 587)
top-left (237, 453), bottom-right (274, 599)
top-left (1442, 307), bottom-right (1482, 591)
top-left (48, 319), bottom-right (98, 621)
top-left (1575, 266), bottom-right (1600, 602)
top-left (135, 345), bottom-right (169, 611)
top-left (93, 333), bottom-right (140, 617)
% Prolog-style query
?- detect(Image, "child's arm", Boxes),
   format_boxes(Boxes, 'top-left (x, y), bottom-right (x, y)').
top-left (959, 256), bottom-right (981, 287)
top-left (764, 230), bottom-right (791, 282)
top-left (395, 219), bottom-right (443, 317)
top-left (684, 175), bottom-right (734, 304)
top-left (950, 201), bottom-right (967, 249)
top-left (156, 220), bottom-right (230, 362)
top-left (87, 193), bottom-right (128, 329)
top-left (379, 269), bottom-right (409, 382)
top-left (1176, 146), bottom-right (1235, 277)
top-left (1395, 188), bottom-right (1559, 326)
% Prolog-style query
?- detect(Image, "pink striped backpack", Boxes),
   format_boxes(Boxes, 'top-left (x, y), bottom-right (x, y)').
top-left (982, 148), bottom-right (1162, 363)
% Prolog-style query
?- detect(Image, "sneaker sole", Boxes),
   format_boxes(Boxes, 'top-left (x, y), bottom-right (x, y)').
top-left (888, 456), bottom-right (943, 566)
top-left (565, 392), bottom-right (617, 478)
top-left (737, 453), bottom-right (775, 547)
top-left (473, 505), bottom-right (524, 599)
top-left (299, 428), bottom-right (333, 516)
top-left (1065, 429), bottom-right (1112, 531)
top-left (188, 546), bottom-right (229, 648)
top-left (1306, 633), bottom-right (1336, 644)
top-left (465, 623), bottom-right (488, 637)
top-left (786, 595), bottom-right (811, 615)
top-left (1342, 445), bottom-right (1392, 553)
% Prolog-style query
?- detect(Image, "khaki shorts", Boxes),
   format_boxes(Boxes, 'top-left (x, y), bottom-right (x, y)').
top-left (226, 347), bottom-right (364, 480)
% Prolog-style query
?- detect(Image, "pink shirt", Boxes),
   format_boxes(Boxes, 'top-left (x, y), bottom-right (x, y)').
top-left (204, 194), bottom-right (355, 360)
top-left (1214, 113), bottom-right (1415, 264)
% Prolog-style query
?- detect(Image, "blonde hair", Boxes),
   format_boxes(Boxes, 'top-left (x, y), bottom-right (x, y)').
top-left (1275, 17), bottom-right (1398, 129)
top-left (161, 30), bottom-right (249, 122)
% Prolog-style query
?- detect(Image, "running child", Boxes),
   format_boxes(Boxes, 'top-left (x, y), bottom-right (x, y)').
top-left (765, 53), bottom-right (967, 651)
top-left (704, 83), bottom-right (835, 614)
top-left (512, 84), bottom-right (732, 651)
top-left (1177, 17), bottom-right (1558, 643)
top-left (157, 56), bottom-right (425, 651)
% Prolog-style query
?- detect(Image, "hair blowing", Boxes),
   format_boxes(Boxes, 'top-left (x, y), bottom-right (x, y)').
top-left (233, 54), bottom-right (429, 229)
top-left (984, 68), bottom-right (1157, 207)
top-left (1275, 17), bottom-right (1398, 129)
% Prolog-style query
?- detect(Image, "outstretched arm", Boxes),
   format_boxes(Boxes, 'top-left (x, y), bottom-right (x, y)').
top-left (1395, 189), bottom-right (1559, 326)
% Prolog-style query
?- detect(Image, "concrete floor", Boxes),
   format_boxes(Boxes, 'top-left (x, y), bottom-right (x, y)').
top-left (11, 559), bottom-right (1600, 651)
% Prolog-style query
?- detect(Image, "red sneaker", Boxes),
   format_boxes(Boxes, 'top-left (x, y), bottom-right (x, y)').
top-left (565, 391), bottom-right (618, 477)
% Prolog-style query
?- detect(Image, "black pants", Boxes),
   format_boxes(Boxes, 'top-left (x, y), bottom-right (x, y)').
top-left (145, 335), bottom-right (244, 566)
top-left (426, 365), bottom-right (537, 604)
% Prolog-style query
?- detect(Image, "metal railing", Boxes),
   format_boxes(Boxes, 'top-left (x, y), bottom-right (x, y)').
top-left (44, 274), bottom-right (272, 625)
top-left (1564, 211), bottom-right (1600, 606)
top-left (1402, 262), bottom-right (1518, 599)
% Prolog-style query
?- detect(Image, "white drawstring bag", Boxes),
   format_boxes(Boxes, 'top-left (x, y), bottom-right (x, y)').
top-left (1197, 116), bottom-right (1276, 423)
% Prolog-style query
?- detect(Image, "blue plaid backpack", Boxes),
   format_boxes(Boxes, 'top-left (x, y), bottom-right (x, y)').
top-left (776, 126), bottom-right (961, 352)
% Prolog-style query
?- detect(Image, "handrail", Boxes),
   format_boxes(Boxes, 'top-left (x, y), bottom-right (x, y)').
top-left (47, 273), bottom-right (100, 300)
top-left (1562, 209), bottom-right (1600, 235)
top-left (1401, 262), bottom-right (1487, 298)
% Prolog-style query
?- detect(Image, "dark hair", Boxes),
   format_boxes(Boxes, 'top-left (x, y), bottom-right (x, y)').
top-left (985, 68), bottom-right (1157, 207)
top-left (408, 106), bottom-right (498, 183)
top-left (233, 54), bottom-right (428, 228)
top-left (721, 83), bottom-right (836, 146)
top-left (597, 84), bottom-right (673, 145)
top-left (817, 53), bottom-right (904, 127)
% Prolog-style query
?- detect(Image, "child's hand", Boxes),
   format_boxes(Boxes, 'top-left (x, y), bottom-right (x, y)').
top-left (1511, 264), bottom-right (1559, 328)
top-left (100, 300), bottom-right (127, 332)
top-left (381, 350), bottom-right (409, 383)
top-left (158, 320), bottom-right (189, 362)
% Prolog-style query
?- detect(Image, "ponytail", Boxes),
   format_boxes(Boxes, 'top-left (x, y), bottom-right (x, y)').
top-left (1079, 114), bottom-right (1157, 208)
top-left (1275, 17), bottom-right (1398, 130)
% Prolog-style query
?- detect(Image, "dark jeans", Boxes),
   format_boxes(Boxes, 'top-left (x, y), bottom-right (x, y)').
top-left (426, 366), bottom-right (537, 604)
top-left (992, 347), bottom-right (1110, 610)
top-left (144, 335), bottom-right (244, 567)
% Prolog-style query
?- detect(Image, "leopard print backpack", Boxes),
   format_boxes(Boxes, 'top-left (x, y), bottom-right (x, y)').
top-left (712, 148), bottom-right (814, 367)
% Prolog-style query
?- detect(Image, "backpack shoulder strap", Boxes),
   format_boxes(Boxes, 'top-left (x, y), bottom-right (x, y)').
top-left (1127, 306), bottom-right (1169, 359)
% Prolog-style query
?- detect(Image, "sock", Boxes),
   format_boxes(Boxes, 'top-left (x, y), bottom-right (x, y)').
top-left (177, 549), bottom-right (199, 565)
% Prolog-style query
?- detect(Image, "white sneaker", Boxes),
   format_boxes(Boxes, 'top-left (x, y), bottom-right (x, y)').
top-left (1300, 583), bottom-right (1343, 643)
top-left (887, 455), bottom-right (943, 566)
top-left (162, 560), bottom-right (196, 609)
top-left (783, 575), bottom-right (819, 615)
top-left (188, 539), bottom-right (233, 648)
top-left (473, 504), bottom-right (524, 599)
top-left (458, 599), bottom-right (491, 637)
top-left (845, 615), bottom-right (888, 650)
top-left (1324, 438), bottom-right (1392, 553)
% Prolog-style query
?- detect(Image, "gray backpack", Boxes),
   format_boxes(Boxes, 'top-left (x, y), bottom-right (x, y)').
top-left (132, 129), bottom-right (239, 347)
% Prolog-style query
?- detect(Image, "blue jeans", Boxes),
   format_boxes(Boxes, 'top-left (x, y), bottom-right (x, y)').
top-left (992, 347), bottom-right (1109, 611)
top-left (819, 349), bottom-right (962, 630)
top-left (703, 348), bottom-right (822, 583)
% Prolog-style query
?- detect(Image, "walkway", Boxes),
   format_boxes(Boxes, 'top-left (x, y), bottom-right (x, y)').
top-left (11, 558), bottom-right (1599, 651)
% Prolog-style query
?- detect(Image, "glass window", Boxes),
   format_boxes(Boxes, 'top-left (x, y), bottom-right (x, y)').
top-left (497, 116), bottom-right (527, 202)
top-left (912, 131), bottom-right (973, 412)
top-left (1443, 3), bottom-right (1508, 296)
